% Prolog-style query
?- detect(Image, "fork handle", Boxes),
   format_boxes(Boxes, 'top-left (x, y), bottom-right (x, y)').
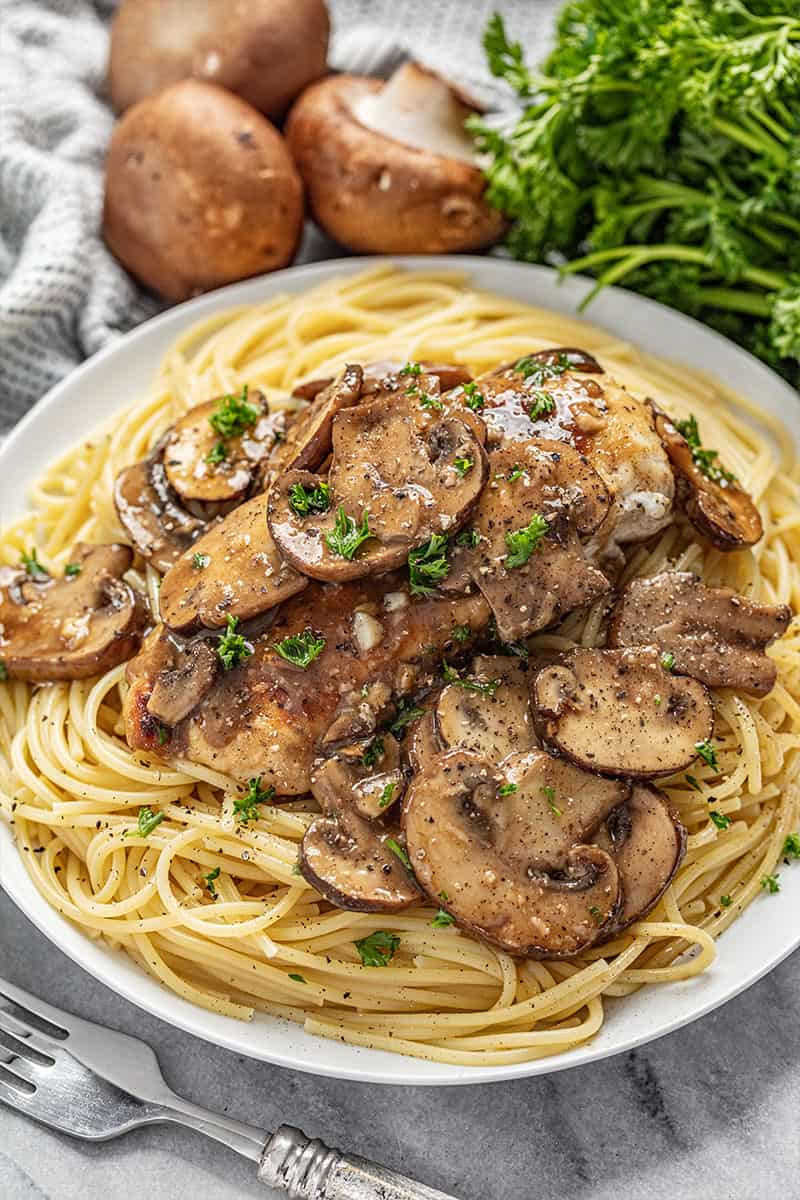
top-left (259, 1125), bottom-right (459, 1200)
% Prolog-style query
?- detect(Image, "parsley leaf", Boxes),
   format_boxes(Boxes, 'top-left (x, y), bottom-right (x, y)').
top-left (203, 866), bottom-right (221, 898)
top-left (233, 776), bottom-right (275, 823)
top-left (129, 807), bottom-right (165, 838)
top-left (288, 973), bottom-right (306, 984)
top-left (454, 456), bottom-right (474, 477)
top-left (408, 534), bottom-right (450, 597)
top-left (385, 837), bottom-right (412, 870)
top-left (389, 698), bottom-right (425, 738)
top-left (64, 562), bottom-right (81, 578)
top-left (325, 506), bottom-right (372, 560)
top-left (694, 740), bottom-right (719, 771)
top-left (417, 390), bottom-right (444, 412)
top-left (442, 661), bottom-right (501, 696)
top-left (0, 663), bottom-right (7, 682)
top-left (588, 904), bottom-right (603, 925)
top-left (205, 441), bottom-right (227, 466)
top-left (760, 873), bottom-right (780, 895)
top-left (783, 833), bottom-right (800, 859)
top-left (432, 909), bottom-right (455, 928)
top-left (719, 894), bottom-right (732, 908)
top-left (461, 382), bottom-right (484, 411)
top-left (208, 385), bottom-right (258, 439)
top-left (498, 782), bottom-right (518, 796)
top-left (217, 614), bottom-right (252, 671)
top-left (455, 528), bottom-right (480, 549)
top-left (451, 624), bottom-right (472, 643)
top-left (354, 930), bottom-right (401, 967)
top-left (660, 651), bottom-right (675, 672)
top-left (289, 480), bottom-right (331, 517)
top-left (505, 512), bottom-right (549, 568)
top-left (192, 552), bottom-right (210, 570)
top-left (399, 362), bottom-right (422, 377)
top-left (514, 353), bottom-right (569, 386)
top-left (361, 736), bottom-right (384, 769)
top-left (379, 782), bottom-right (396, 808)
top-left (528, 390), bottom-right (556, 419)
top-left (274, 627), bottom-right (326, 669)
top-left (506, 465), bottom-right (524, 483)
top-left (675, 415), bottom-right (737, 486)
top-left (685, 774), bottom-right (703, 792)
top-left (709, 810), bottom-right (731, 830)
top-left (21, 548), bottom-right (47, 578)
top-left (542, 785), bottom-right (561, 816)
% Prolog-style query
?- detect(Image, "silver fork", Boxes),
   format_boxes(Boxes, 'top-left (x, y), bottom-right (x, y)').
top-left (0, 975), bottom-right (459, 1200)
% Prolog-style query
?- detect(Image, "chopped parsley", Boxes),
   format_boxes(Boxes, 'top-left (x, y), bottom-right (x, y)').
top-left (417, 390), bottom-right (444, 412)
top-left (685, 774), bottom-right (703, 792)
top-left (408, 534), bottom-right (450, 597)
top-left (325, 506), bottom-right (372, 560)
top-left (760, 873), bottom-right (780, 894)
top-left (208, 385), bottom-right (259, 439)
top-left (505, 512), bottom-right (550, 568)
top-left (354, 930), bottom-right (401, 967)
top-left (205, 441), bottom-right (227, 466)
top-left (542, 785), bottom-right (561, 816)
top-left (528, 390), bottom-right (556, 419)
top-left (288, 480), bottom-right (331, 517)
top-left (274, 627), bottom-right (326, 669)
top-left (694, 739), bottom-right (719, 771)
top-left (21, 548), bottom-right (47, 578)
top-left (361, 736), bottom-right (384, 769)
top-left (192, 552), bottom-right (210, 570)
top-left (156, 724), bottom-right (169, 746)
top-left (442, 661), bottom-right (501, 696)
top-left (203, 866), bottom-right (221, 898)
top-left (217, 614), bottom-right (252, 671)
top-left (385, 837), bottom-right (412, 870)
top-left (660, 651), bottom-right (675, 672)
top-left (588, 904), bottom-right (603, 925)
top-left (674, 415), bottom-right (736, 486)
top-left (0, 663), bottom-right (7, 682)
top-left (379, 782), bottom-right (396, 808)
top-left (64, 562), bottom-right (82, 578)
top-left (451, 624), bottom-right (472, 643)
top-left (782, 833), bottom-right (800, 859)
top-left (288, 973), bottom-right (307, 984)
top-left (454, 456), bottom-right (474, 477)
top-left (128, 807), bottom-right (165, 838)
top-left (233, 776), bottom-right (275, 823)
top-left (498, 783), bottom-right (518, 796)
top-left (720, 894), bottom-right (732, 908)
top-left (389, 698), bottom-right (425, 738)
top-left (709, 810), bottom-right (731, 830)
top-left (398, 362), bottom-right (422, 377)
top-left (432, 909), bottom-right (455, 928)
top-left (504, 465), bottom-right (524, 483)
top-left (514, 352), bottom-right (569, 386)
top-left (461, 381), bottom-right (484, 411)
top-left (455, 527), bottom-right (480, 549)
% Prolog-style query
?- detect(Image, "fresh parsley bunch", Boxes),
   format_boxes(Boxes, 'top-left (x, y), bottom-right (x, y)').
top-left (471, 3), bottom-right (800, 385)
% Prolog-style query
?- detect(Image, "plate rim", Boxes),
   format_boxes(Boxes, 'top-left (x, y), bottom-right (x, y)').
top-left (1, 254), bottom-right (798, 1087)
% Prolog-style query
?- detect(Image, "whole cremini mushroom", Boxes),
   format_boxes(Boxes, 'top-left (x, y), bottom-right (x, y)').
top-left (108, 0), bottom-right (330, 120)
top-left (285, 63), bottom-right (506, 253)
top-left (103, 80), bottom-right (303, 301)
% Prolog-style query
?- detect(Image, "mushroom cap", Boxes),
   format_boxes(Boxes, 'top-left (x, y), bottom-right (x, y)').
top-left (103, 80), bottom-right (303, 302)
top-left (608, 571), bottom-right (792, 695)
top-left (114, 448), bottom-right (207, 573)
top-left (448, 439), bottom-right (611, 640)
top-left (124, 624), bottom-right (220, 750)
top-left (435, 654), bottom-right (539, 761)
top-left (268, 391), bottom-right (487, 582)
top-left (650, 406), bottom-right (762, 550)
top-left (403, 749), bottom-right (624, 957)
top-left (291, 360), bottom-right (473, 404)
top-left (108, 0), bottom-right (330, 119)
top-left (285, 71), bottom-right (506, 254)
top-left (268, 365), bottom-right (364, 478)
top-left (163, 392), bottom-right (274, 505)
top-left (159, 494), bottom-right (307, 631)
top-left (534, 646), bottom-right (714, 778)
top-left (0, 544), bottom-right (142, 682)
top-left (593, 784), bottom-right (686, 933)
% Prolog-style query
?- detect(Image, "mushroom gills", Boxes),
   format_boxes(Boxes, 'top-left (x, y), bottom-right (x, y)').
top-left (608, 571), bottom-right (792, 695)
top-left (534, 646), bottom-right (714, 777)
top-left (114, 446), bottom-right (207, 573)
top-left (0, 543), bottom-right (142, 682)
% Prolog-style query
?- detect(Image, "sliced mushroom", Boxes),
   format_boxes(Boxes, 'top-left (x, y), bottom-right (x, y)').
top-left (114, 449), bottom-right (208, 573)
top-left (608, 571), bottom-right (792, 695)
top-left (446, 440), bottom-right (611, 640)
top-left (534, 646), bottom-right (714, 777)
top-left (301, 739), bottom-right (419, 912)
top-left (593, 784), bottom-right (686, 933)
top-left (268, 392), bottom-right (487, 582)
top-left (0, 544), bottom-right (142, 682)
top-left (147, 637), bottom-right (219, 726)
top-left (435, 655), bottom-right (538, 761)
top-left (159, 494), bottom-right (307, 631)
top-left (314, 734), bottom-right (404, 821)
top-left (403, 749), bottom-right (625, 956)
top-left (292, 360), bottom-right (472, 404)
top-left (163, 390), bottom-right (275, 505)
top-left (267, 364), bottom-right (363, 476)
top-left (124, 624), bottom-right (220, 748)
top-left (650, 405), bottom-right (762, 550)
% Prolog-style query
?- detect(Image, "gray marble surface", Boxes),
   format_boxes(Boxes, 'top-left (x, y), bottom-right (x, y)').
top-left (1, 889), bottom-right (797, 1199)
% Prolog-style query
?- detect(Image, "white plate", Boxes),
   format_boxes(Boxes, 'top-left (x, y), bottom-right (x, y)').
top-left (1, 256), bottom-right (798, 1086)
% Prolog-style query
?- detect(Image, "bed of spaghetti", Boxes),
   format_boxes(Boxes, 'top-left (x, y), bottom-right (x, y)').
top-left (1, 265), bottom-right (798, 1067)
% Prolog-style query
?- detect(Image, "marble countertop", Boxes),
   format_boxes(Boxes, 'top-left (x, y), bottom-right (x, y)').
top-left (1, 889), bottom-right (797, 1200)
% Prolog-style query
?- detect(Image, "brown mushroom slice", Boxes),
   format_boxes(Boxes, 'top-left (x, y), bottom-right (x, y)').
top-left (146, 637), bottom-right (219, 726)
top-left (407, 707), bottom-right (440, 774)
top-left (163, 390), bottom-right (275, 505)
top-left (449, 440), bottom-right (611, 640)
top-left (292, 360), bottom-right (472, 404)
top-left (114, 451), bottom-right (207, 573)
top-left (301, 744), bottom-right (419, 912)
top-left (268, 393), bottom-right (487, 582)
top-left (534, 646), bottom-right (714, 778)
top-left (159, 494), bottom-right (307, 631)
top-left (403, 749), bottom-right (623, 957)
top-left (314, 735), bottom-right (404, 821)
top-left (268, 364), bottom-right (363, 476)
top-left (650, 405), bottom-right (762, 550)
top-left (608, 571), bottom-right (792, 696)
top-left (435, 655), bottom-right (538, 761)
top-left (593, 784), bottom-right (686, 932)
top-left (0, 544), bottom-right (142, 682)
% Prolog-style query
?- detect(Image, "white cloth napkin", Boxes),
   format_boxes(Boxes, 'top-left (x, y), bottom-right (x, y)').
top-left (0, 0), bottom-right (558, 429)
